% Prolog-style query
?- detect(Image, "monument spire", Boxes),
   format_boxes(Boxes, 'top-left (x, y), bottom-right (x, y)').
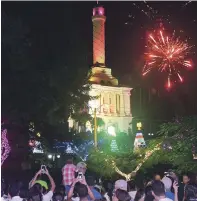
top-left (92, 4), bottom-right (106, 66)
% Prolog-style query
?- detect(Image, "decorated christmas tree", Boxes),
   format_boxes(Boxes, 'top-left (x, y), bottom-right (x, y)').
top-left (134, 122), bottom-right (146, 150)
top-left (110, 139), bottom-right (119, 152)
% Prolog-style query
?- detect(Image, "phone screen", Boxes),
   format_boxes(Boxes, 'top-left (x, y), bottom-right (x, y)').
top-left (78, 173), bottom-right (83, 179)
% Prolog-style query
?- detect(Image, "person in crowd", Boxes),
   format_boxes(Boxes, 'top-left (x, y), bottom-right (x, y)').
top-left (54, 185), bottom-right (66, 200)
top-left (19, 187), bottom-right (29, 201)
top-left (178, 174), bottom-right (190, 201)
top-left (161, 176), bottom-right (175, 200)
top-left (94, 186), bottom-right (110, 201)
top-left (67, 176), bottom-right (95, 201)
top-left (28, 185), bottom-right (42, 201)
top-left (152, 180), bottom-right (172, 201)
top-left (29, 168), bottom-right (56, 201)
top-left (152, 180), bottom-right (178, 201)
top-left (102, 181), bottom-right (113, 201)
top-left (167, 171), bottom-right (178, 183)
top-left (134, 189), bottom-right (145, 201)
top-left (114, 180), bottom-right (128, 192)
top-left (1, 180), bottom-right (10, 201)
top-left (112, 189), bottom-right (131, 201)
top-left (52, 192), bottom-right (64, 201)
top-left (86, 176), bottom-right (102, 200)
top-left (62, 159), bottom-right (76, 193)
top-left (65, 162), bottom-right (87, 195)
top-left (154, 174), bottom-right (161, 181)
top-left (184, 174), bottom-right (197, 201)
top-left (9, 182), bottom-right (23, 201)
top-left (144, 185), bottom-right (154, 201)
top-left (127, 180), bottom-right (137, 200)
top-left (75, 162), bottom-right (87, 176)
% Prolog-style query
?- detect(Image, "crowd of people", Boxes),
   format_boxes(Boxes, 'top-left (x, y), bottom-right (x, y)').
top-left (1, 159), bottom-right (197, 201)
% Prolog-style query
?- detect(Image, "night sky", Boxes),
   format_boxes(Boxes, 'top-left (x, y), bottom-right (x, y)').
top-left (2, 1), bottom-right (197, 84)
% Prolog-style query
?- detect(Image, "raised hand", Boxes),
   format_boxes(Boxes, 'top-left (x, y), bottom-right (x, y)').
top-left (173, 181), bottom-right (179, 192)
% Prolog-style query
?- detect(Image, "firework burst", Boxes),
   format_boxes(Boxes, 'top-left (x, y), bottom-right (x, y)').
top-left (142, 29), bottom-right (193, 89)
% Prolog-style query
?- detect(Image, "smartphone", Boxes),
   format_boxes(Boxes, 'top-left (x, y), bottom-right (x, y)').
top-left (41, 165), bottom-right (46, 173)
top-left (78, 172), bottom-right (83, 180)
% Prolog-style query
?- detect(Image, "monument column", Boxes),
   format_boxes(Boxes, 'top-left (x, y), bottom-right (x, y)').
top-left (92, 5), bottom-right (106, 66)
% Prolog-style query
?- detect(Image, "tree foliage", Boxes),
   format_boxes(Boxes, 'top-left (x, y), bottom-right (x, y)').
top-left (2, 11), bottom-right (91, 131)
top-left (87, 116), bottom-right (197, 179)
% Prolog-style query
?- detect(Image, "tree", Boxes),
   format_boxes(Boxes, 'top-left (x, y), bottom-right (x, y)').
top-left (2, 10), bottom-right (91, 136)
top-left (87, 116), bottom-right (197, 180)
top-left (87, 139), bottom-right (161, 180)
top-left (154, 116), bottom-right (197, 173)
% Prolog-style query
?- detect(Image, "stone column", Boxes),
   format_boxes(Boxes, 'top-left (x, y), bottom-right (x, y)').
top-left (120, 93), bottom-right (125, 116)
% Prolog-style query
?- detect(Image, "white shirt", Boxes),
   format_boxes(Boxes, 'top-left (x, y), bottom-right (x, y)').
top-left (11, 196), bottom-right (23, 201)
top-left (43, 191), bottom-right (53, 201)
top-left (1, 195), bottom-right (11, 201)
top-left (129, 191), bottom-right (137, 200)
top-left (104, 193), bottom-right (110, 201)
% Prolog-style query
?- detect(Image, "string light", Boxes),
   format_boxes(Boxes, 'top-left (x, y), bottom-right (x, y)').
top-left (1, 129), bottom-right (11, 166)
top-left (108, 143), bottom-right (161, 181)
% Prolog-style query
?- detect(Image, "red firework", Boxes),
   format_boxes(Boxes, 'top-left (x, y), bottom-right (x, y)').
top-left (142, 29), bottom-right (193, 89)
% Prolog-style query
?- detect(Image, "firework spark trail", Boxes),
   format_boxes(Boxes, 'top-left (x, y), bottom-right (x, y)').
top-left (142, 29), bottom-right (193, 89)
top-left (143, 1), bottom-right (158, 15)
top-left (182, 1), bottom-right (192, 8)
top-left (132, 2), bottom-right (152, 19)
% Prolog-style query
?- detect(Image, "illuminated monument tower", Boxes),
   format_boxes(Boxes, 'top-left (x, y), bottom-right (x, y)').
top-left (92, 6), bottom-right (105, 66)
top-left (88, 5), bottom-right (133, 135)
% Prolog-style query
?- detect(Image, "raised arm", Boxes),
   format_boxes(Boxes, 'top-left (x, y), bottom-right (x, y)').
top-left (67, 179), bottom-right (78, 200)
top-left (45, 168), bottom-right (56, 192)
top-left (81, 177), bottom-right (95, 201)
top-left (29, 170), bottom-right (42, 188)
top-left (173, 181), bottom-right (179, 201)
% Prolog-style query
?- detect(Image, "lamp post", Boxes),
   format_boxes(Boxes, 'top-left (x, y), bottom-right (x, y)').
top-left (89, 100), bottom-right (109, 149)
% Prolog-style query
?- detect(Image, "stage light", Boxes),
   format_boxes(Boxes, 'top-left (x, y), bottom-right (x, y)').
top-left (48, 154), bottom-right (52, 159)
top-left (57, 154), bottom-right (60, 158)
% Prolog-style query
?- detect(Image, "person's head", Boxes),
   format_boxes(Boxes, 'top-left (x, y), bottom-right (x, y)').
top-left (52, 193), bottom-right (64, 201)
top-left (154, 174), bottom-right (161, 181)
top-left (9, 183), bottom-right (21, 197)
top-left (56, 185), bottom-right (65, 196)
top-left (34, 181), bottom-right (48, 194)
top-left (144, 185), bottom-right (154, 201)
top-left (127, 180), bottom-right (136, 191)
top-left (183, 174), bottom-right (190, 184)
top-left (161, 177), bottom-right (173, 192)
top-left (188, 173), bottom-right (197, 185)
top-left (86, 176), bottom-right (95, 187)
top-left (66, 158), bottom-right (73, 164)
top-left (28, 186), bottom-right (42, 201)
top-left (151, 180), bottom-right (165, 200)
top-left (115, 180), bottom-right (127, 191)
top-left (167, 170), bottom-right (178, 181)
top-left (134, 189), bottom-right (145, 201)
top-left (75, 183), bottom-right (88, 199)
top-left (113, 189), bottom-right (131, 201)
top-left (19, 187), bottom-right (29, 199)
top-left (76, 162), bottom-right (87, 175)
